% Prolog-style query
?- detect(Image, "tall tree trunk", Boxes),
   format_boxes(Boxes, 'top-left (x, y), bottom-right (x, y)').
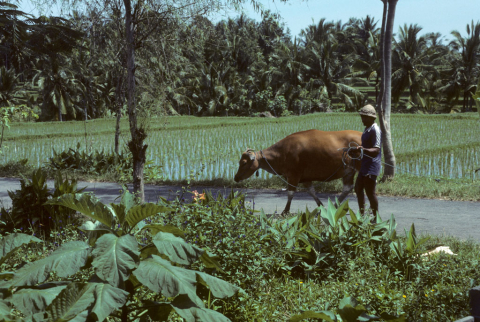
top-left (84, 105), bottom-right (88, 152)
top-left (377, 0), bottom-right (397, 181)
top-left (58, 103), bottom-right (63, 122)
top-left (114, 75), bottom-right (124, 155)
top-left (124, 0), bottom-right (147, 201)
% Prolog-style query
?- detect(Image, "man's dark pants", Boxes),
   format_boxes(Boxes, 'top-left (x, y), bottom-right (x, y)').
top-left (355, 174), bottom-right (379, 216)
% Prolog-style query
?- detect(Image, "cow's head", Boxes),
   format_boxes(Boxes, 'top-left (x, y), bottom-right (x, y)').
top-left (234, 149), bottom-right (259, 182)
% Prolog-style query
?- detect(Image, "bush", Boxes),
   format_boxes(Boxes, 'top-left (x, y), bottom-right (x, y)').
top-left (0, 190), bottom-right (240, 321)
top-left (160, 189), bottom-right (283, 290)
top-left (47, 142), bottom-right (132, 175)
top-left (1, 168), bottom-right (84, 237)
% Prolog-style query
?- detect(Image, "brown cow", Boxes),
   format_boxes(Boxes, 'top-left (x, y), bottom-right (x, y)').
top-left (234, 129), bottom-right (362, 214)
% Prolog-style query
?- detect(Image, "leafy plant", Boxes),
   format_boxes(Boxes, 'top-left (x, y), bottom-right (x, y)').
top-left (0, 190), bottom-right (240, 321)
top-left (0, 105), bottom-right (38, 152)
top-left (47, 142), bottom-right (133, 175)
top-left (2, 168), bottom-right (84, 236)
top-left (289, 296), bottom-right (406, 321)
top-left (160, 189), bottom-right (282, 291)
top-left (262, 199), bottom-right (427, 281)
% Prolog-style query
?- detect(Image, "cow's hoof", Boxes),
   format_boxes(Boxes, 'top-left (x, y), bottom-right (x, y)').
top-left (280, 210), bottom-right (290, 218)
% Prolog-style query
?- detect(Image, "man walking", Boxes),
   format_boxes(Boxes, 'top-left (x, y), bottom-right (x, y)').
top-left (355, 104), bottom-right (382, 218)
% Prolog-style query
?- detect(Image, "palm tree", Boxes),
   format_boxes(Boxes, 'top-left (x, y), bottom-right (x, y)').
top-left (442, 21), bottom-right (480, 112)
top-left (35, 59), bottom-right (78, 121)
top-left (301, 19), bottom-right (367, 111)
top-left (0, 66), bottom-right (18, 107)
top-left (268, 37), bottom-right (309, 109)
top-left (391, 24), bottom-right (438, 110)
top-left (351, 17), bottom-right (381, 101)
top-left (28, 15), bottom-right (83, 121)
top-left (0, 2), bottom-right (31, 73)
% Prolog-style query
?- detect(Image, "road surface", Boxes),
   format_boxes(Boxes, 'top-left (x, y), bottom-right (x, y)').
top-left (1, 177), bottom-right (479, 242)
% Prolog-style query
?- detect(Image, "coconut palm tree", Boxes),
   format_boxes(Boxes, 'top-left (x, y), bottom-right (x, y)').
top-left (391, 24), bottom-right (439, 110)
top-left (301, 19), bottom-right (367, 111)
top-left (441, 21), bottom-right (480, 112)
top-left (351, 17), bottom-right (381, 101)
top-left (0, 2), bottom-right (31, 73)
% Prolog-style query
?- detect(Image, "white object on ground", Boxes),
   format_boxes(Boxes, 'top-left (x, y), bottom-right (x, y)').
top-left (422, 246), bottom-right (457, 256)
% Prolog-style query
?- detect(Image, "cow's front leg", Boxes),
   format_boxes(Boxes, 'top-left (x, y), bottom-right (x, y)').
top-left (337, 169), bottom-right (356, 207)
top-left (282, 177), bottom-right (300, 217)
top-left (304, 181), bottom-right (324, 207)
top-left (281, 190), bottom-right (294, 216)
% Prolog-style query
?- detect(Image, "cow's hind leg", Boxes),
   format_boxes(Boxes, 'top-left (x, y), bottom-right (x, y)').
top-left (304, 181), bottom-right (324, 207)
top-left (337, 169), bottom-right (356, 206)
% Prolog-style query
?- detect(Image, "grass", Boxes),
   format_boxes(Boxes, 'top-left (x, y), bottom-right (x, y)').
top-left (1, 112), bottom-right (479, 201)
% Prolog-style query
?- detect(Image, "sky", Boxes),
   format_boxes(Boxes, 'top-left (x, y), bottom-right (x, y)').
top-left (17, 0), bottom-right (480, 42)
top-left (214, 0), bottom-right (480, 42)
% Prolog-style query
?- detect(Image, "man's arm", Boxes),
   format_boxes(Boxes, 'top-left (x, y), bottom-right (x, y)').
top-left (358, 146), bottom-right (380, 157)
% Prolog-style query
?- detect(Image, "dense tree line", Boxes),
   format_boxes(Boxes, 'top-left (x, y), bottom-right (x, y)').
top-left (0, 1), bottom-right (479, 121)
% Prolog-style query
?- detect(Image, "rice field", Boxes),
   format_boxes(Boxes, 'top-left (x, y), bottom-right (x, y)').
top-left (1, 113), bottom-right (479, 181)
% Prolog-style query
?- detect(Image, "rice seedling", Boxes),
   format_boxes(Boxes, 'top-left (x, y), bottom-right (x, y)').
top-left (2, 113), bottom-right (479, 182)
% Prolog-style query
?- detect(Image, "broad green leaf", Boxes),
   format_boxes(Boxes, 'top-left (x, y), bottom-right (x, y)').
top-left (142, 224), bottom-right (185, 238)
top-left (288, 310), bottom-right (336, 322)
top-left (195, 272), bottom-right (240, 299)
top-left (334, 200), bottom-right (349, 223)
top-left (171, 294), bottom-right (230, 322)
top-left (1, 241), bottom-right (89, 288)
top-left (405, 224), bottom-right (416, 253)
top-left (90, 283), bottom-right (129, 322)
top-left (120, 189), bottom-right (136, 213)
top-left (0, 272), bottom-right (13, 280)
top-left (46, 194), bottom-right (114, 229)
top-left (140, 245), bottom-right (161, 259)
top-left (110, 204), bottom-right (126, 226)
top-left (45, 283), bottom-right (95, 322)
top-left (349, 208), bottom-right (359, 224)
top-left (10, 283), bottom-right (68, 315)
top-left (133, 255), bottom-right (202, 307)
top-left (126, 204), bottom-right (173, 228)
top-left (152, 232), bottom-right (203, 265)
top-left (200, 252), bottom-right (224, 273)
top-left (380, 312), bottom-right (407, 321)
top-left (141, 300), bottom-right (172, 321)
top-left (0, 299), bottom-right (12, 321)
top-left (92, 234), bottom-right (139, 287)
top-left (0, 233), bottom-right (41, 266)
top-left (338, 297), bottom-right (368, 321)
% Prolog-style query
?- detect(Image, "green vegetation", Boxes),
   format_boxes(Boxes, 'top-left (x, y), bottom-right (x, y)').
top-left (0, 3), bottom-right (479, 122)
top-left (1, 2), bottom-right (478, 321)
top-left (1, 113), bottom-right (479, 200)
top-left (1, 185), bottom-right (478, 321)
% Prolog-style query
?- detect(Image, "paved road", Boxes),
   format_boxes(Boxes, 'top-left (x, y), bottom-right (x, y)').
top-left (1, 177), bottom-right (479, 242)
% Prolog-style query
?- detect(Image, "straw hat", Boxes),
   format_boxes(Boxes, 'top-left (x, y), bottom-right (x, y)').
top-left (358, 104), bottom-right (377, 119)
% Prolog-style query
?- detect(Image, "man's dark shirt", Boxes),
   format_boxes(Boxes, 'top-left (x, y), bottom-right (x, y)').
top-left (360, 123), bottom-right (382, 176)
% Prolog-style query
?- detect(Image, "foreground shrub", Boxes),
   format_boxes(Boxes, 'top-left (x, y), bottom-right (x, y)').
top-left (1, 169), bottom-right (83, 237)
top-left (263, 199), bottom-right (429, 281)
top-left (160, 189), bottom-right (283, 290)
top-left (0, 191), bottom-right (239, 321)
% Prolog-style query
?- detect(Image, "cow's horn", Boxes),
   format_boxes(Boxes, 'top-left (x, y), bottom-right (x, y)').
top-left (246, 149), bottom-right (256, 161)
